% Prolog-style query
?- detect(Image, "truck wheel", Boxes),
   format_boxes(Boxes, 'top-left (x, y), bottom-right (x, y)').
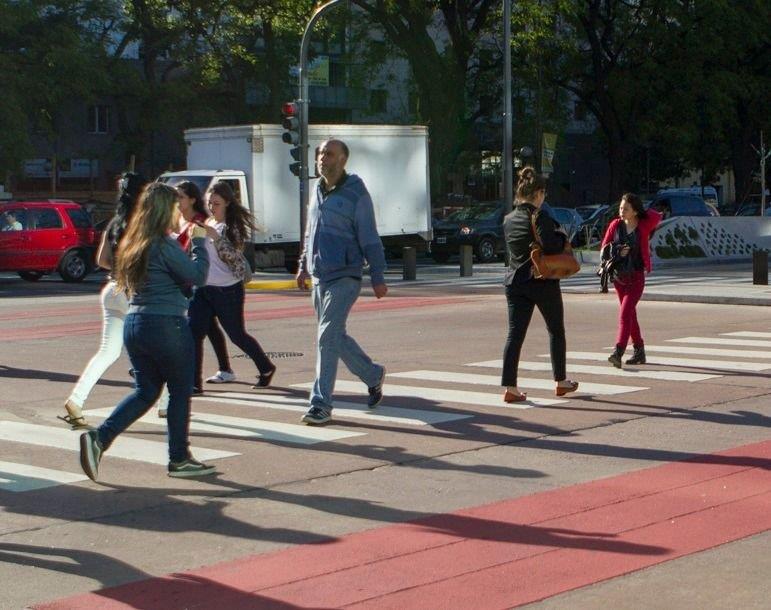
top-left (477, 238), bottom-right (497, 263)
top-left (18, 271), bottom-right (44, 282)
top-left (59, 251), bottom-right (88, 282)
top-left (432, 252), bottom-right (450, 264)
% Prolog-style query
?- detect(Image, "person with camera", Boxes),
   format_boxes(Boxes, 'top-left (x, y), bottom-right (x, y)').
top-left (601, 192), bottom-right (662, 368)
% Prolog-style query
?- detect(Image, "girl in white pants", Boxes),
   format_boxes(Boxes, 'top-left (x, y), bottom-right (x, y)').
top-left (61, 173), bottom-right (144, 429)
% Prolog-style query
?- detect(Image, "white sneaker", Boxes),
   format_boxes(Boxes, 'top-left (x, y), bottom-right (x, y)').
top-left (205, 370), bottom-right (236, 384)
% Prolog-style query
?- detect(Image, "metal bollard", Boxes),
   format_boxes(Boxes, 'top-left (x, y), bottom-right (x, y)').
top-left (402, 247), bottom-right (416, 281)
top-left (752, 250), bottom-right (768, 285)
top-left (460, 245), bottom-right (473, 277)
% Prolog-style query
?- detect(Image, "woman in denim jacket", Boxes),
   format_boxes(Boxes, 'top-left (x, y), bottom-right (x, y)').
top-left (79, 183), bottom-right (213, 480)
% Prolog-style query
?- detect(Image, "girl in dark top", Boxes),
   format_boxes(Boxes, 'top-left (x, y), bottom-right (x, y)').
top-left (500, 167), bottom-right (579, 403)
top-left (61, 172), bottom-right (145, 429)
top-left (601, 193), bottom-right (662, 367)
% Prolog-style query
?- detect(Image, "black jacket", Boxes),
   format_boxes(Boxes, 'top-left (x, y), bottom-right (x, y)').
top-left (503, 203), bottom-right (566, 285)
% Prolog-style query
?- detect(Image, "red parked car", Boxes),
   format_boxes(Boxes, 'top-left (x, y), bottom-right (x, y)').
top-left (0, 200), bottom-right (101, 282)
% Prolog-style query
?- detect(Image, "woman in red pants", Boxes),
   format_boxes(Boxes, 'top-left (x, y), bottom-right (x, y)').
top-left (601, 193), bottom-right (662, 368)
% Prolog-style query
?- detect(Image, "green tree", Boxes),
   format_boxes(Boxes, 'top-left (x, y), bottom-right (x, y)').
top-left (349, 1), bottom-right (501, 197)
top-left (0, 0), bottom-right (109, 182)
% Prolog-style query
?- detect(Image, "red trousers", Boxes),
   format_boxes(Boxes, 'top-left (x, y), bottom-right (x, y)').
top-left (614, 270), bottom-right (645, 348)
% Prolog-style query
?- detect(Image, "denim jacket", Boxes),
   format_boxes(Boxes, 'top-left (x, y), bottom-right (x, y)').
top-left (300, 173), bottom-right (386, 286)
top-left (128, 236), bottom-right (209, 316)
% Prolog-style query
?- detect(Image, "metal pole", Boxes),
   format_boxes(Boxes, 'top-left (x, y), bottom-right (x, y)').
top-left (502, 0), bottom-right (513, 214)
top-left (299, 0), bottom-right (346, 240)
top-left (761, 131), bottom-right (768, 216)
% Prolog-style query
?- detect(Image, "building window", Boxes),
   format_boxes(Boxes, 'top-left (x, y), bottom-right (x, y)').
top-left (88, 105), bottom-right (110, 134)
top-left (370, 89), bottom-right (388, 114)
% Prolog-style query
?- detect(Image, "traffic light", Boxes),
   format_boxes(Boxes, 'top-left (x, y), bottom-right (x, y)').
top-left (281, 101), bottom-right (302, 177)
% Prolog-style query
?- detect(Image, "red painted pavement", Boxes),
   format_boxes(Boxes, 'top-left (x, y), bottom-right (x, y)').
top-left (34, 440), bottom-right (771, 609)
top-left (1, 296), bottom-right (469, 342)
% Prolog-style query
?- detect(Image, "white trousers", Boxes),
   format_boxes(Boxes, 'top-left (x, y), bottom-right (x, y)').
top-left (68, 281), bottom-right (128, 408)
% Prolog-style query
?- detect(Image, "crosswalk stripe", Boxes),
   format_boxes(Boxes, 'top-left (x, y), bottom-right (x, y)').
top-left (560, 352), bottom-right (771, 372)
top-left (389, 370), bottom-right (647, 396)
top-left (640, 344), bottom-right (771, 359)
top-left (192, 393), bottom-right (472, 425)
top-left (0, 421), bottom-right (237, 465)
top-left (722, 331), bottom-right (771, 339)
top-left (293, 380), bottom-right (567, 408)
top-left (87, 408), bottom-right (365, 444)
top-left (466, 360), bottom-right (720, 382)
top-left (668, 336), bottom-right (771, 348)
top-left (0, 460), bottom-right (88, 492)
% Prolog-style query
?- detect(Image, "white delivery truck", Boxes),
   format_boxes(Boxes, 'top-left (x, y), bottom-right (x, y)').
top-left (159, 123), bottom-right (432, 271)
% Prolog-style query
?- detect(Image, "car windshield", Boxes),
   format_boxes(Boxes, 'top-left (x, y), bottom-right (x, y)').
top-left (446, 205), bottom-right (499, 222)
top-left (158, 175), bottom-right (212, 194)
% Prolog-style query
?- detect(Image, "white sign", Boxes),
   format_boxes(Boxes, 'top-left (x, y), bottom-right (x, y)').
top-left (23, 158), bottom-right (98, 178)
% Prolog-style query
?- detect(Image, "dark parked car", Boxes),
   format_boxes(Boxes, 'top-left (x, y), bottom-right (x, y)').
top-left (431, 202), bottom-right (505, 263)
top-left (649, 193), bottom-right (713, 218)
top-left (0, 200), bottom-right (102, 282)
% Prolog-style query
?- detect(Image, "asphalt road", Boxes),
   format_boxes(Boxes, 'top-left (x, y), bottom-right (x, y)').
top-left (0, 273), bottom-right (769, 608)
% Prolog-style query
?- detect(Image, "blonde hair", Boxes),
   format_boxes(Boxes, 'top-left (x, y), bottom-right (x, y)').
top-left (515, 166), bottom-right (548, 202)
top-left (115, 183), bottom-right (179, 296)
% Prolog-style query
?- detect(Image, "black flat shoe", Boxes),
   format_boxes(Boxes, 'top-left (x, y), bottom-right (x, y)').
top-left (253, 366), bottom-right (276, 388)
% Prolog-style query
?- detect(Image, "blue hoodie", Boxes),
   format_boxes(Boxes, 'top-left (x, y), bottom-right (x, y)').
top-left (301, 173), bottom-right (386, 286)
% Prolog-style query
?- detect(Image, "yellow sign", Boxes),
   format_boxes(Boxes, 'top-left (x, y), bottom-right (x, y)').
top-left (308, 56), bottom-right (330, 87)
top-left (542, 133), bottom-right (557, 174)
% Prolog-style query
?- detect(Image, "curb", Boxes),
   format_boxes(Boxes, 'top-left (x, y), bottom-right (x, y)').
top-left (244, 279), bottom-right (299, 291)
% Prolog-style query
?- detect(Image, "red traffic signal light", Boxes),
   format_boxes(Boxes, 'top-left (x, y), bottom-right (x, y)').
top-left (281, 101), bottom-right (301, 145)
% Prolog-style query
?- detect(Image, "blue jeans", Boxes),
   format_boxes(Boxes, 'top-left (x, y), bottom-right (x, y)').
top-left (97, 313), bottom-right (194, 463)
top-left (310, 277), bottom-right (382, 410)
top-left (189, 283), bottom-right (273, 388)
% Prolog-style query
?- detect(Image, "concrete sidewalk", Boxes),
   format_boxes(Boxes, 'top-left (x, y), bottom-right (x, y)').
top-left (246, 260), bottom-right (771, 306)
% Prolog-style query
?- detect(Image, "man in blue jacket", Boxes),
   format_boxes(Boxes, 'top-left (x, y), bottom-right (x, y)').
top-left (295, 139), bottom-right (388, 425)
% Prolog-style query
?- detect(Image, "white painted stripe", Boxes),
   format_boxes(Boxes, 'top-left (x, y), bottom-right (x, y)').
top-left (293, 381), bottom-right (567, 408)
top-left (559, 351), bottom-right (771, 372)
top-left (192, 393), bottom-right (473, 426)
top-left (87, 408), bottom-right (364, 444)
top-left (466, 360), bottom-right (719, 382)
top-left (722, 331), bottom-right (771, 339)
top-left (0, 422), bottom-right (237, 465)
top-left (640, 344), bottom-right (771, 359)
top-left (668, 336), bottom-right (771, 348)
top-left (389, 370), bottom-right (646, 396)
top-left (0, 461), bottom-right (88, 492)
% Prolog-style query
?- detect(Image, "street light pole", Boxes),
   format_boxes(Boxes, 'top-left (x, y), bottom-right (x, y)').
top-left (503, 0), bottom-right (513, 214)
top-left (298, 0), bottom-right (346, 240)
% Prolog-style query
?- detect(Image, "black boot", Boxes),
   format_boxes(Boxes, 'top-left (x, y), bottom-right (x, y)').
top-left (608, 345), bottom-right (624, 368)
top-left (625, 345), bottom-right (646, 365)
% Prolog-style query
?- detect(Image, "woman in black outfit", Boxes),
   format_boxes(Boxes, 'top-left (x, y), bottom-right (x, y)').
top-left (500, 167), bottom-right (579, 403)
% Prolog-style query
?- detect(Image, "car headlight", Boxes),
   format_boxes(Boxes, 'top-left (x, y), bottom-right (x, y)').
top-left (460, 226), bottom-right (474, 235)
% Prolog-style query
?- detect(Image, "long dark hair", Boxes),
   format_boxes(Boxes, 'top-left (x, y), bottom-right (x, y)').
top-left (207, 181), bottom-right (257, 248)
top-left (621, 192), bottom-right (648, 219)
top-left (108, 171), bottom-right (145, 251)
top-left (177, 180), bottom-right (208, 218)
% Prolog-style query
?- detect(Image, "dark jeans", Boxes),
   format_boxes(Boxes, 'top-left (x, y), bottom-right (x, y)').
top-left (97, 313), bottom-right (193, 463)
top-left (501, 279), bottom-right (567, 387)
top-left (207, 320), bottom-right (231, 373)
top-left (189, 283), bottom-right (273, 388)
